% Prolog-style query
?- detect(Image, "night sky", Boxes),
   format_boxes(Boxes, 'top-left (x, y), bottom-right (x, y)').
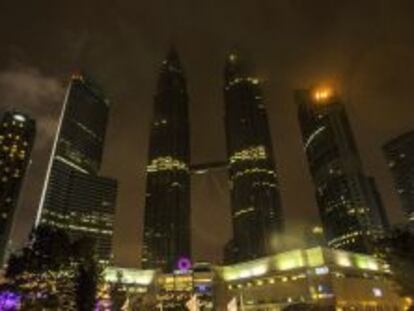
top-left (0, 0), bottom-right (413, 268)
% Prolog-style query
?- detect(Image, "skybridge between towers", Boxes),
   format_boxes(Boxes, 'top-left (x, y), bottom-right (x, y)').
top-left (190, 161), bottom-right (228, 175)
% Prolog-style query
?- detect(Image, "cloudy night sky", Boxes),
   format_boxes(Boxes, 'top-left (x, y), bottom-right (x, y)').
top-left (0, 0), bottom-right (413, 267)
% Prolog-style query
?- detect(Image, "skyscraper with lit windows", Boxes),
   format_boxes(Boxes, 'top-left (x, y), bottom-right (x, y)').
top-left (383, 131), bottom-right (414, 225)
top-left (296, 88), bottom-right (388, 254)
top-left (0, 111), bottom-right (35, 263)
top-left (142, 48), bottom-right (191, 271)
top-left (223, 51), bottom-right (284, 263)
top-left (36, 73), bottom-right (117, 261)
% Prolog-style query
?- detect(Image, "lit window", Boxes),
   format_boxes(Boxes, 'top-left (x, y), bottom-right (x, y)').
top-left (230, 145), bottom-right (267, 163)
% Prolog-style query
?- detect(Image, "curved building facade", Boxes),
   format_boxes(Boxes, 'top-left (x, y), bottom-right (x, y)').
top-left (296, 88), bottom-right (388, 254)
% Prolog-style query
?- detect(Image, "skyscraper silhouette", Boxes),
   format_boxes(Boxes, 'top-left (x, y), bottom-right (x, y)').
top-left (142, 48), bottom-right (191, 271)
top-left (223, 51), bottom-right (284, 263)
top-left (383, 131), bottom-right (414, 226)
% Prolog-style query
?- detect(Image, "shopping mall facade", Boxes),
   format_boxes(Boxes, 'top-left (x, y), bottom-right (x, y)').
top-left (104, 247), bottom-right (411, 310)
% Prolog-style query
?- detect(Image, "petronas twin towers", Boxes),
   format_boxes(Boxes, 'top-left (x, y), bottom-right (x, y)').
top-left (142, 48), bottom-right (284, 271)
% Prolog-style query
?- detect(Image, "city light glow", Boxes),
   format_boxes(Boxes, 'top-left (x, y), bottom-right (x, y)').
top-left (312, 226), bottom-right (324, 234)
top-left (276, 250), bottom-right (305, 271)
top-left (229, 54), bottom-right (237, 62)
top-left (305, 248), bottom-right (325, 267)
top-left (177, 257), bottom-right (192, 272)
top-left (336, 253), bottom-right (352, 267)
top-left (251, 265), bottom-right (267, 276)
top-left (146, 156), bottom-right (188, 172)
top-left (315, 266), bottom-right (329, 275)
top-left (0, 291), bottom-right (21, 310)
top-left (355, 255), bottom-right (379, 271)
top-left (230, 145), bottom-right (267, 164)
top-left (104, 267), bottom-right (155, 285)
top-left (372, 288), bottom-right (383, 297)
top-left (313, 87), bottom-right (333, 102)
top-left (13, 114), bottom-right (26, 122)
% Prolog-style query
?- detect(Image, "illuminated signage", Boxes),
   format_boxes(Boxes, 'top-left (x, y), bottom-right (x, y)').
top-left (177, 257), bottom-right (192, 272)
top-left (315, 266), bottom-right (329, 275)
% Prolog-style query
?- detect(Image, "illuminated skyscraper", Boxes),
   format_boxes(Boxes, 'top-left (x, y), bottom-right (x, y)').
top-left (296, 88), bottom-right (388, 254)
top-left (37, 73), bottom-right (117, 261)
top-left (142, 48), bottom-right (191, 271)
top-left (383, 131), bottom-right (414, 225)
top-left (223, 51), bottom-right (284, 263)
top-left (0, 111), bottom-right (35, 263)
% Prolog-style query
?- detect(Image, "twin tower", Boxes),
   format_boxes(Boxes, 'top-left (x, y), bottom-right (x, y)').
top-left (141, 48), bottom-right (284, 271)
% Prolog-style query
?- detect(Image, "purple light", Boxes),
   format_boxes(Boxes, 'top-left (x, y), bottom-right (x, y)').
top-left (177, 257), bottom-right (192, 271)
top-left (196, 284), bottom-right (209, 293)
top-left (0, 291), bottom-right (21, 310)
top-left (95, 298), bottom-right (112, 311)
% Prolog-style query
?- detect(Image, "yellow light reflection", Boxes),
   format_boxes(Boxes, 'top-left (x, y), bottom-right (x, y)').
top-left (355, 255), bottom-right (379, 271)
top-left (251, 265), bottom-right (267, 276)
top-left (336, 253), bottom-right (352, 267)
top-left (306, 247), bottom-right (324, 267)
top-left (276, 250), bottom-right (305, 271)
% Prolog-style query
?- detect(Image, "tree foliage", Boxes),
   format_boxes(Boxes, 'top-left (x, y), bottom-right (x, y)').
top-left (3, 224), bottom-right (102, 310)
top-left (75, 259), bottom-right (101, 311)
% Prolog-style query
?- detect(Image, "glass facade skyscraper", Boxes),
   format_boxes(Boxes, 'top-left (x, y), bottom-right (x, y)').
top-left (383, 131), bottom-right (414, 225)
top-left (223, 51), bottom-right (284, 263)
top-left (296, 88), bottom-right (388, 254)
top-left (0, 111), bottom-right (35, 263)
top-left (142, 49), bottom-right (191, 271)
top-left (37, 73), bottom-right (117, 261)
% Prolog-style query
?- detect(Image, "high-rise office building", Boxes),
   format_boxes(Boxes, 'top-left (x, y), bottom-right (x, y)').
top-left (383, 131), bottom-right (414, 225)
top-left (296, 88), bottom-right (388, 254)
top-left (36, 73), bottom-right (117, 261)
top-left (223, 51), bottom-right (284, 263)
top-left (142, 48), bottom-right (191, 271)
top-left (0, 111), bottom-right (35, 263)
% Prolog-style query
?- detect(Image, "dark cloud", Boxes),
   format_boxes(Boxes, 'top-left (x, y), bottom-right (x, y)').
top-left (0, 66), bottom-right (63, 140)
top-left (0, 0), bottom-right (413, 266)
top-left (0, 66), bottom-right (64, 251)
